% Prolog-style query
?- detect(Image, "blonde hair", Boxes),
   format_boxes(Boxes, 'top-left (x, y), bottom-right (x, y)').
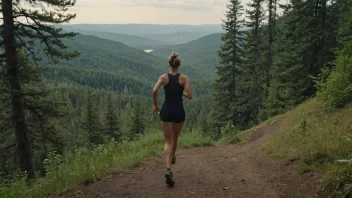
top-left (168, 52), bottom-right (181, 69)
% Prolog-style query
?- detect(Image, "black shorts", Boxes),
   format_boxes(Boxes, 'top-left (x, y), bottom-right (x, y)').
top-left (160, 103), bottom-right (185, 123)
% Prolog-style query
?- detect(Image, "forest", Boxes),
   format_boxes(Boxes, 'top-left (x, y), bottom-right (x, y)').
top-left (1, 0), bottom-right (352, 196)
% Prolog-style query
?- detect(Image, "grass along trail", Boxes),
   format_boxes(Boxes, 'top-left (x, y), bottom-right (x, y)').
top-left (62, 115), bottom-right (327, 198)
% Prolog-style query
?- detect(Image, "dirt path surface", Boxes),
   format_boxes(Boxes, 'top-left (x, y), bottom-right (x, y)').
top-left (63, 118), bottom-right (327, 198)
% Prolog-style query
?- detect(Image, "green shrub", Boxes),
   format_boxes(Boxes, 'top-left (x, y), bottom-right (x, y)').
top-left (217, 133), bottom-right (241, 145)
top-left (217, 122), bottom-right (242, 145)
top-left (316, 42), bottom-right (352, 109)
top-left (179, 131), bottom-right (214, 148)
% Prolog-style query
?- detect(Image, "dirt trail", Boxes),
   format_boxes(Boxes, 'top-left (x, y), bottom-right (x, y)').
top-left (63, 118), bottom-right (327, 198)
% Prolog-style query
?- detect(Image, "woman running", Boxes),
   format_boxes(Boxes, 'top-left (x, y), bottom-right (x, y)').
top-left (152, 52), bottom-right (192, 186)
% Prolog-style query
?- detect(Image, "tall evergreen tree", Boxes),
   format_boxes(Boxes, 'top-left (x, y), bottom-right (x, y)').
top-left (332, 0), bottom-right (352, 48)
top-left (19, 52), bottom-right (68, 176)
top-left (315, 0), bottom-right (352, 108)
top-left (237, 0), bottom-right (265, 126)
top-left (213, 0), bottom-right (245, 129)
top-left (262, 0), bottom-right (334, 117)
top-left (128, 98), bottom-right (145, 140)
top-left (81, 88), bottom-right (103, 147)
top-left (103, 94), bottom-right (121, 142)
top-left (264, 17), bottom-right (308, 116)
top-left (0, 0), bottom-right (77, 178)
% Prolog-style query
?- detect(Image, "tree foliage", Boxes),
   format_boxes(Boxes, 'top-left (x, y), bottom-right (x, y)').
top-left (1, 0), bottom-right (78, 178)
top-left (103, 94), bottom-right (121, 142)
top-left (128, 98), bottom-right (146, 140)
top-left (81, 88), bottom-right (103, 147)
top-left (213, 0), bottom-right (245, 131)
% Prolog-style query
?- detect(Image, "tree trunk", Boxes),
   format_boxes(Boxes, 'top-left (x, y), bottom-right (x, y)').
top-left (273, 0), bottom-right (277, 37)
top-left (1, 0), bottom-right (34, 178)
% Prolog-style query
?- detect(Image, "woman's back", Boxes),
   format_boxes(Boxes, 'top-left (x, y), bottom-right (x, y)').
top-left (163, 73), bottom-right (184, 105)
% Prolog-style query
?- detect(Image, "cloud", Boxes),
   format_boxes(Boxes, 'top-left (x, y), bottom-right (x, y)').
top-left (70, 0), bottom-right (231, 24)
top-left (122, 0), bottom-right (225, 7)
top-left (75, 0), bottom-right (226, 11)
top-left (121, 0), bottom-right (227, 11)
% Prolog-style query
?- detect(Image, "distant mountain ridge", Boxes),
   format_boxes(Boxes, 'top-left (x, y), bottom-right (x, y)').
top-left (59, 24), bottom-right (223, 45)
top-left (144, 31), bottom-right (215, 45)
top-left (59, 26), bottom-right (166, 49)
top-left (60, 24), bottom-right (223, 36)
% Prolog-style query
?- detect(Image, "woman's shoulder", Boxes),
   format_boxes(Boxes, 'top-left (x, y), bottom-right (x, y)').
top-left (158, 73), bottom-right (168, 79)
top-left (179, 74), bottom-right (189, 80)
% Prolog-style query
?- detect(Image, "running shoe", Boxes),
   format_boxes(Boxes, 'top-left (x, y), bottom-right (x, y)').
top-left (165, 169), bottom-right (175, 186)
top-left (171, 155), bottom-right (176, 164)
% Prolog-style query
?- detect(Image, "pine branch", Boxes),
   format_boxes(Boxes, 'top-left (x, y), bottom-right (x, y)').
top-left (28, 130), bottom-right (63, 146)
top-left (14, 35), bottom-right (39, 65)
top-left (21, 89), bottom-right (50, 98)
top-left (23, 103), bottom-right (44, 121)
top-left (0, 143), bottom-right (16, 152)
top-left (14, 7), bottom-right (78, 62)
top-left (16, 22), bottom-right (57, 61)
top-left (0, 103), bottom-right (11, 112)
top-left (0, 119), bottom-right (12, 134)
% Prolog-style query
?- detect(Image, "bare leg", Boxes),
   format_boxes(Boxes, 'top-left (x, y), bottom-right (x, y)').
top-left (171, 122), bottom-right (184, 157)
top-left (161, 121), bottom-right (173, 169)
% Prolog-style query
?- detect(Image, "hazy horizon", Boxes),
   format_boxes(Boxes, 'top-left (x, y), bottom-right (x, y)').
top-left (66, 23), bottom-right (222, 25)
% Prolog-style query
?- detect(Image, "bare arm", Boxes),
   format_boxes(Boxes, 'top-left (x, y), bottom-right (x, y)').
top-left (152, 76), bottom-right (164, 113)
top-left (183, 76), bottom-right (192, 100)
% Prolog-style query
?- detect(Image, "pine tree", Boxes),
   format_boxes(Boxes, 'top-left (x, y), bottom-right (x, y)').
top-left (81, 88), bottom-right (103, 147)
top-left (0, 0), bottom-right (78, 178)
top-left (237, 0), bottom-right (265, 126)
top-left (213, 0), bottom-right (245, 129)
top-left (128, 98), bottom-right (145, 140)
top-left (262, 0), bottom-right (334, 117)
top-left (333, 0), bottom-right (352, 48)
top-left (103, 94), bottom-right (121, 142)
top-left (1, 51), bottom-right (70, 176)
top-left (19, 52), bottom-right (68, 176)
top-left (315, 0), bottom-right (352, 108)
top-left (262, 3), bottom-right (308, 117)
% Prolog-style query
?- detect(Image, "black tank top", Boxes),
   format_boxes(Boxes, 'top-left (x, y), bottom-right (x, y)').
top-left (164, 73), bottom-right (184, 105)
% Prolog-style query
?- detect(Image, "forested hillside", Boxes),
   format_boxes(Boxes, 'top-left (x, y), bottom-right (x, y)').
top-left (152, 33), bottom-right (222, 75)
top-left (58, 34), bottom-right (165, 81)
top-left (44, 34), bottom-right (214, 82)
top-left (144, 32), bottom-right (217, 45)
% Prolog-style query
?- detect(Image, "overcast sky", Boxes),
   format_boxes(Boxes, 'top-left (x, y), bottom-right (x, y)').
top-left (70, 0), bottom-right (238, 24)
